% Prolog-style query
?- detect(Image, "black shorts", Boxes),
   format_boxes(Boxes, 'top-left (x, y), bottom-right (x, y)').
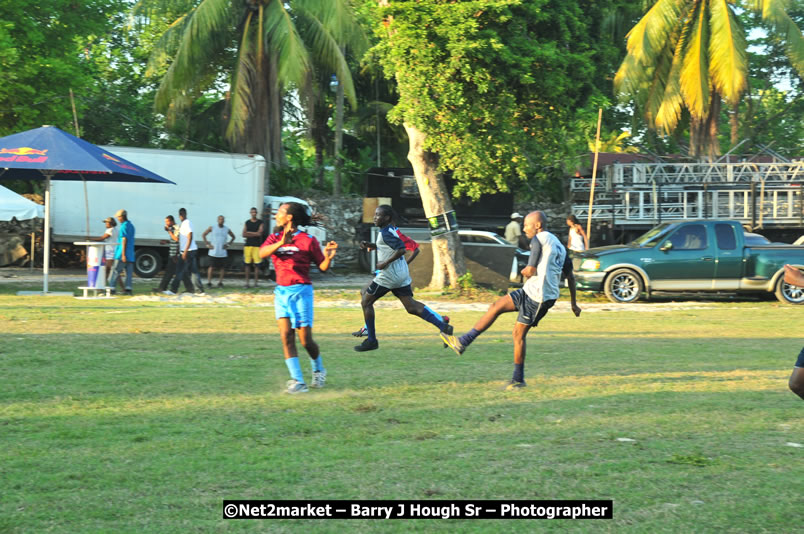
top-left (796, 347), bottom-right (804, 368)
top-left (209, 256), bottom-right (227, 268)
top-left (509, 289), bottom-right (555, 327)
top-left (366, 281), bottom-right (413, 299)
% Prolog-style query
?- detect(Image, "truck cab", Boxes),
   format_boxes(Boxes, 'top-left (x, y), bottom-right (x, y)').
top-left (574, 219), bottom-right (804, 304)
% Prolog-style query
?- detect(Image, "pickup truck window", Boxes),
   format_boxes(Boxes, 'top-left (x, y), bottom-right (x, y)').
top-left (715, 224), bottom-right (736, 250)
top-left (631, 223), bottom-right (674, 247)
top-left (669, 224), bottom-right (708, 250)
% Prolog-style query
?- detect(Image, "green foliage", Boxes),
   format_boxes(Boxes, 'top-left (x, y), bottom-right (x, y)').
top-left (370, 0), bottom-right (612, 200)
top-left (0, 0), bottom-right (125, 136)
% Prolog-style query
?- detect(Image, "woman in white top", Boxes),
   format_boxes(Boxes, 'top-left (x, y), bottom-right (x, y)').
top-left (88, 217), bottom-right (119, 281)
top-left (566, 215), bottom-right (589, 252)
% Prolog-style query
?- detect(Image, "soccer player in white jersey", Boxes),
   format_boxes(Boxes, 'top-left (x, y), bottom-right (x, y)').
top-left (441, 211), bottom-right (582, 389)
top-left (354, 205), bottom-right (453, 352)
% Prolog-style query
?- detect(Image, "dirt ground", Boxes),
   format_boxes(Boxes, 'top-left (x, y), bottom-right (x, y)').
top-left (0, 266), bottom-right (734, 313)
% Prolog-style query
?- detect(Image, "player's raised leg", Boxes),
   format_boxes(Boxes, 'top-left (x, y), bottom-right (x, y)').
top-left (441, 294), bottom-right (516, 355)
top-left (397, 294), bottom-right (453, 335)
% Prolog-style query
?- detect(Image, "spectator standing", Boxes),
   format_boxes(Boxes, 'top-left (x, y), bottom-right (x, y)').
top-left (108, 209), bottom-right (135, 295)
top-left (166, 207), bottom-right (205, 295)
top-left (87, 216), bottom-right (118, 283)
top-left (505, 212), bottom-right (523, 245)
top-left (203, 215), bottom-right (235, 288)
top-left (566, 214), bottom-right (589, 252)
top-left (156, 215), bottom-right (194, 293)
top-left (242, 207), bottom-right (264, 288)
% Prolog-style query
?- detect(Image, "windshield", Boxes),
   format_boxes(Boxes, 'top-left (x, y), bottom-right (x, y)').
top-left (630, 223), bottom-right (676, 247)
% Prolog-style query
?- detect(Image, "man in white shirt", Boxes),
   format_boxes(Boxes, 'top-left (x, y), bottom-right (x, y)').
top-left (441, 211), bottom-right (582, 389)
top-left (166, 207), bottom-right (205, 295)
top-left (202, 215), bottom-right (235, 288)
top-left (505, 212), bottom-right (523, 246)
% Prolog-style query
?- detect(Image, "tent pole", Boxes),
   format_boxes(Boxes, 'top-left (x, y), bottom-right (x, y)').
top-left (43, 173), bottom-right (51, 293)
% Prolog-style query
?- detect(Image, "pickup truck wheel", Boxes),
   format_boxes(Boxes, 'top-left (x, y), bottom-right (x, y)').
top-left (604, 268), bottom-right (643, 303)
top-left (134, 248), bottom-right (163, 278)
top-left (775, 273), bottom-right (804, 304)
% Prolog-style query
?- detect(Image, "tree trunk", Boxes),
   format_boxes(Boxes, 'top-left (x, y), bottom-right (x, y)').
top-left (704, 93), bottom-right (721, 160)
top-left (403, 123), bottom-right (466, 288)
top-left (729, 100), bottom-right (739, 147)
top-left (334, 69), bottom-right (345, 195)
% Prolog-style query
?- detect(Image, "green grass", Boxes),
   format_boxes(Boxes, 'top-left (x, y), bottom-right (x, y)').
top-left (0, 292), bottom-right (801, 533)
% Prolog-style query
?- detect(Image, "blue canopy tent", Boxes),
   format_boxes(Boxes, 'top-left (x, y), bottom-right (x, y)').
top-left (0, 126), bottom-right (174, 293)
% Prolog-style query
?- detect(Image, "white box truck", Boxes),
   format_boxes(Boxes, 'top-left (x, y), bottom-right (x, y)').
top-left (50, 147), bottom-right (324, 277)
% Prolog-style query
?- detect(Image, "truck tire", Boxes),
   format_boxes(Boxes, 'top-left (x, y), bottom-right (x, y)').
top-left (775, 273), bottom-right (804, 304)
top-left (134, 248), bottom-right (163, 278)
top-left (604, 268), bottom-right (643, 303)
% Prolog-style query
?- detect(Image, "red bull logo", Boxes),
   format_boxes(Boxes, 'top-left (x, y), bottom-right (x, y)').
top-left (101, 152), bottom-right (138, 171)
top-left (0, 147), bottom-right (48, 163)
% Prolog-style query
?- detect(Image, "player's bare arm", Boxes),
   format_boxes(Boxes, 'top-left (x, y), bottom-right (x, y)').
top-left (319, 241), bottom-right (339, 272)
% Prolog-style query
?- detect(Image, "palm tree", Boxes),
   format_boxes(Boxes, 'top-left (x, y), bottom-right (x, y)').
top-left (134, 0), bottom-right (364, 186)
top-left (614, 0), bottom-right (803, 158)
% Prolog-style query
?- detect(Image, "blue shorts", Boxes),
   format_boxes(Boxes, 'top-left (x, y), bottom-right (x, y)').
top-left (509, 289), bottom-right (555, 327)
top-left (274, 284), bottom-right (314, 328)
top-left (796, 347), bottom-right (804, 368)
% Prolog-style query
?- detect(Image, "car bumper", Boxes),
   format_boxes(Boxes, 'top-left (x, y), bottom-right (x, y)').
top-left (574, 271), bottom-right (605, 291)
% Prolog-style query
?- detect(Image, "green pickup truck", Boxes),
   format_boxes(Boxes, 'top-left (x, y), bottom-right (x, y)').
top-left (573, 219), bottom-right (804, 304)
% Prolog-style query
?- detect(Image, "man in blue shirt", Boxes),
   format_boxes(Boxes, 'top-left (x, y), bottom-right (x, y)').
top-left (108, 209), bottom-right (136, 295)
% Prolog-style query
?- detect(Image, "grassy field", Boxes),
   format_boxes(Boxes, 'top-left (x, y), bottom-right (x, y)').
top-left (0, 289), bottom-right (801, 533)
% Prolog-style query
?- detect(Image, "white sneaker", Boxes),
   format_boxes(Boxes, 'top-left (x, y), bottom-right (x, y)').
top-left (162, 290), bottom-right (176, 296)
top-left (311, 370), bottom-right (327, 388)
top-left (285, 379), bottom-right (309, 394)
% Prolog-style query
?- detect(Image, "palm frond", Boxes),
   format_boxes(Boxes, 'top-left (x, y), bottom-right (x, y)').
top-left (295, 0), bottom-right (369, 55)
top-left (679, 0), bottom-right (710, 120)
top-left (624, 0), bottom-right (686, 65)
top-left (755, 0), bottom-right (804, 77)
top-left (708, 0), bottom-right (747, 105)
top-left (263, 0), bottom-right (311, 86)
top-left (226, 12), bottom-right (257, 144)
top-left (643, 28), bottom-right (681, 128)
top-left (294, 6), bottom-right (357, 108)
top-left (153, 0), bottom-right (234, 112)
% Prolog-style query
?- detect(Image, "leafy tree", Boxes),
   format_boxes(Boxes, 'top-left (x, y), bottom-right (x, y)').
top-left (614, 0), bottom-right (804, 158)
top-left (0, 0), bottom-right (124, 137)
top-left (135, 0), bottom-right (365, 191)
top-left (369, 0), bottom-right (615, 287)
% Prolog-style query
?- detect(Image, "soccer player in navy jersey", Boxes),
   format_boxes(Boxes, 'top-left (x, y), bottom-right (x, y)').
top-left (260, 202), bottom-right (338, 394)
top-left (784, 264), bottom-right (804, 400)
top-left (441, 211), bottom-right (581, 389)
top-left (354, 205), bottom-right (453, 352)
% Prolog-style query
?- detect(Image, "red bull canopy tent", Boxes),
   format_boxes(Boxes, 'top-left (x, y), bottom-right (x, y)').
top-left (0, 126), bottom-right (174, 293)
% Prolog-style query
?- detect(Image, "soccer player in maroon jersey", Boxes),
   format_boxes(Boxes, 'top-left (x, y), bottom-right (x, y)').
top-left (260, 202), bottom-right (338, 394)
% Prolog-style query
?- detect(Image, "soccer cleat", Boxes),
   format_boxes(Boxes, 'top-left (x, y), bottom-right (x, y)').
top-left (354, 339), bottom-right (379, 352)
top-left (162, 290), bottom-right (176, 296)
top-left (440, 333), bottom-right (465, 356)
top-left (311, 370), bottom-right (327, 389)
top-left (504, 380), bottom-right (527, 390)
top-left (351, 326), bottom-right (368, 337)
top-left (285, 379), bottom-right (309, 394)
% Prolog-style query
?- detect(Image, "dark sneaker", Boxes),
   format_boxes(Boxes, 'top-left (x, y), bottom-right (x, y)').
top-left (354, 339), bottom-right (379, 352)
top-left (440, 333), bottom-right (464, 356)
top-left (217, 282), bottom-right (223, 288)
top-left (207, 282), bottom-right (212, 288)
top-left (352, 326), bottom-right (368, 337)
top-left (504, 380), bottom-right (527, 390)
top-left (123, 289), bottom-right (133, 296)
